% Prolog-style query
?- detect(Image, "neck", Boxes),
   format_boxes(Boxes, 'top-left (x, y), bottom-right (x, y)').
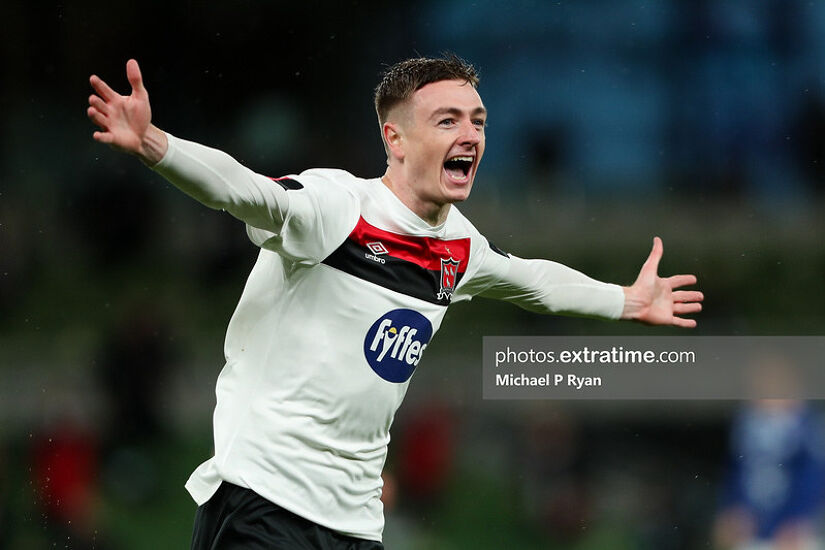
top-left (381, 170), bottom-right (450, 226)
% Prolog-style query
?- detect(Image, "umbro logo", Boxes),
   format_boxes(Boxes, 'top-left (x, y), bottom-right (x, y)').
top-left (367, 242), bottom-right (388, 255)
top-left (365, 241), bottom-right (388, 264)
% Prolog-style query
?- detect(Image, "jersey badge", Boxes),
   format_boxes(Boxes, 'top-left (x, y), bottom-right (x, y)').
top-left (437, 257), bottom-right (460, 301)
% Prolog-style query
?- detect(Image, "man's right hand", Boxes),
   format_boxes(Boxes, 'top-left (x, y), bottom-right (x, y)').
top-left (88, 59), bottom-right (167, 165)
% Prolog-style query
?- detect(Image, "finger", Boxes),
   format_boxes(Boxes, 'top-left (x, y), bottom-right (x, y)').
top-left (641, 236), bottom-right (663, 273)
top-left (667, 274), bottom-right (697, 289)
top-left (673, 290), bottom-right (703, 303)
top-left (87, 106), bottom-right (109, 129)
top-left (672, 316), bottom-right (697, 329)
top-left (89, 74), bottom-right (119, 102)
top-left (88, 94), bottom-right (110, 115)
top-left (126, 59), bottom-right (146, 97)
top-left (93, 130), bottom-right (114, 144)
top-left (673, 302), bottom-right (702, 315)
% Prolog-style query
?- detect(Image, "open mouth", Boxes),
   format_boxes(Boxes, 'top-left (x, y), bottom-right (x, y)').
top-left (443, 156), bottom-right (474, 183)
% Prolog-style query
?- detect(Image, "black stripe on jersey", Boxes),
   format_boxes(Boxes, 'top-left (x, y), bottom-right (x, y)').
top-left (322, 239), bottom-right (465, 306)
top-left (488, 240), bottom-right (510, 258)
top-left (271, 177), bottom-right (304, 190)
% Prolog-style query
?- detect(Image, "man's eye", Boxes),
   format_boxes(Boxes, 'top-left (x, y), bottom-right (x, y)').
top-left (439, 119), bottom-right (455, 127)
top-left (473, 119), bottom-right (486, 128)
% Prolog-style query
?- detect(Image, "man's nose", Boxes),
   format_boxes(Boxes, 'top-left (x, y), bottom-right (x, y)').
top-left (458, 120), bottom-right (481, 146)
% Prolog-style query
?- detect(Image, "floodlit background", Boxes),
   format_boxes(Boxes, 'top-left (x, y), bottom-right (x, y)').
top-left (2, 1), bottom-right (825, 548)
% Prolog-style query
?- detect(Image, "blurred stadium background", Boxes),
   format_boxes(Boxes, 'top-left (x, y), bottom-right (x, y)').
top-left (2, 1), bottom-right (825, 548)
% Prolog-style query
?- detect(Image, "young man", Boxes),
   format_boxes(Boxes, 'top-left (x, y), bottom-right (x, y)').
top-left (87, 55), bottom-right (702, 549)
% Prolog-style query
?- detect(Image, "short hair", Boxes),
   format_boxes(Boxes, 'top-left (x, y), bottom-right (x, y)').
top-left (374, 54), bottom-right (479, 126)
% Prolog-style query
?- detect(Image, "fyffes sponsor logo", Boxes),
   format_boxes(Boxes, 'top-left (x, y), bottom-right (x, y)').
top-left (364, 309), bottom-right (433, 383)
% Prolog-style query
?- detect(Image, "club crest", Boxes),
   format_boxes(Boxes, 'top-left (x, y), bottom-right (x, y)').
top-left (437, 257), bottom-right (460, 301)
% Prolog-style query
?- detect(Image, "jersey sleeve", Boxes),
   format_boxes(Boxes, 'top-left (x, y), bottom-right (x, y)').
top-left (152, 133), bottom-right (358, 264)
top-left (455, 237), bottom-right (625, 320)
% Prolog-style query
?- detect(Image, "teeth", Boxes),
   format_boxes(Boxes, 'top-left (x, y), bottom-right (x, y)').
top-left (444, 168), bottom-right (469, 182)
top-left (448, 156), bottom-right (474, 162)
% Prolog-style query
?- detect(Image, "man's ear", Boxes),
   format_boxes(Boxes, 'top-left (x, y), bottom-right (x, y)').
top-left (383, 121), bottom-right (405, 161)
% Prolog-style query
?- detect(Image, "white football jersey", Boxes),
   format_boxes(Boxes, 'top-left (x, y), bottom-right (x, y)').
top-left (154, 134), bottom-right (624, 541)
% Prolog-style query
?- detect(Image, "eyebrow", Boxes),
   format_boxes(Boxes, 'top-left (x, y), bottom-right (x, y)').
top-left (429, 106), bottom-right (487, 120)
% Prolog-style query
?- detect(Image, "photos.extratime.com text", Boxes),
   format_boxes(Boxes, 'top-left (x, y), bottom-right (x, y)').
top-left (494, 346), bottom-right (696, 368)
top-left (483, 336), bottom-right (825, 399)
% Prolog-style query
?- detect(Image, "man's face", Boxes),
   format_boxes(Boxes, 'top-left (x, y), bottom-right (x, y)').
top-left (393, 79), bottom-right (486, 207)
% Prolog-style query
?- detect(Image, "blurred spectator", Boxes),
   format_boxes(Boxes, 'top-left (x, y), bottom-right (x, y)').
top-left (31, 420), bottom-right (105, 548)
top-left (380, 470), bottom-right (398, 512)
top-left (0, 442), bottom-right (9, 548)
top-left (95, 305), bottom-right (174, 445)
top-left (793, 90), bottom-right (825, 195)
top-left (517, 407), bottom-right (592, 544)
top-left (397, 400), bottom-right (456, 507)
top-left (91, 305), bottom-right (177, 511)
top-left (713, 400), bottom-right (825, 550)
top-left (71, 172), bottom-right (159, 267)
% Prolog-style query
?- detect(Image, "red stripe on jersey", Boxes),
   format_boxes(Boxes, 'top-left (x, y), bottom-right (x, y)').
top-left (349, 217), bottom-right (470, 272)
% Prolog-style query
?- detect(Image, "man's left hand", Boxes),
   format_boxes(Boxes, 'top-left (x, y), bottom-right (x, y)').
top-left (622, 237), bottom-right (703, 328)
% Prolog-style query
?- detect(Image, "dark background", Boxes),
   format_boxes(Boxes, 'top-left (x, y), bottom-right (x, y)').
top-left (2, 1), bottom-right (824, 548)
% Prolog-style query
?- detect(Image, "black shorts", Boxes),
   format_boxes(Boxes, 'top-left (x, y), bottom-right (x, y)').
top-left (191, 482), bottom-right (385, 550)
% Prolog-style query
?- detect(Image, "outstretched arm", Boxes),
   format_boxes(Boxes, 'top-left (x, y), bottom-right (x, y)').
top-left (87, 60), bottom-right (285, 227)
top-left (463, 235), bottom-right (701, 327)
top-left (87, 61), bottom-right (359, 264)
top-left (621, 237), bottom-right (703, 327)
top-left (87, 59), bottom-right (167, 165)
